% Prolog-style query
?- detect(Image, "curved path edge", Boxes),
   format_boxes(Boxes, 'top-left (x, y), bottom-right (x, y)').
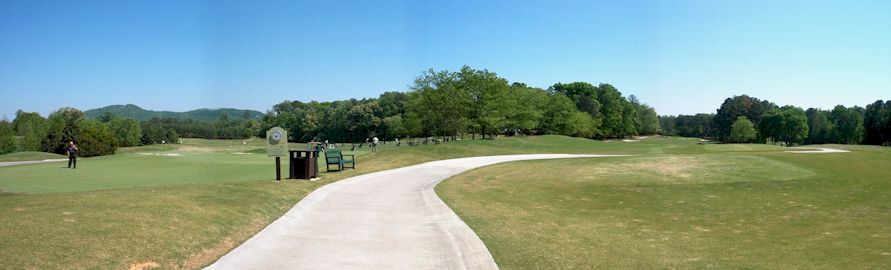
top-left (206, 154), bottom-right (624, 270)
top-left (0, 159), bottom-right (68, 167)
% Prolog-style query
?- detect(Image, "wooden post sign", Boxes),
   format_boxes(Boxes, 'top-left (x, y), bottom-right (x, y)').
top-left (266, 127), bottom-right (288, 180)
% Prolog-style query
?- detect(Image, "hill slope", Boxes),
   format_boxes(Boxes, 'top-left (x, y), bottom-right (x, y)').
top-left (84, 104), bottom-right (264, 122)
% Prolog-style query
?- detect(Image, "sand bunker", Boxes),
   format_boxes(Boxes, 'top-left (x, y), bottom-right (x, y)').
top-left (784, 147), bottom-right (850, 154)
top-left (605, 139), bottom-right (640, 142)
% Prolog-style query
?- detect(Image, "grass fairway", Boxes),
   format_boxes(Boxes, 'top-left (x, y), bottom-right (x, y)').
top-left (438, 140), bottom-right (891, 269)
top-left (1, 135), bottom-right (647, 269)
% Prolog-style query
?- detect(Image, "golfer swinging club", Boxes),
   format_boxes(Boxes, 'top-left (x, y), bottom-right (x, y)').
top-left (66, 141), bottom-right (78, 169)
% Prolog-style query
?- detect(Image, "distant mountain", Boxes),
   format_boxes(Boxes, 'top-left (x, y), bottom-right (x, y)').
top-left (84, 104), bottom-right (265, 122)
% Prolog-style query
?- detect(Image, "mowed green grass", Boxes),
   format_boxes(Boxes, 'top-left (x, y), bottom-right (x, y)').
top-left (0, 135), bottom-right (647, 269)
top-left (438, 140), bottom-right (891, 269)
top-left (0, 138), bottom-right (278, 193)
top-left (0, 136), bottom-right (672, 194)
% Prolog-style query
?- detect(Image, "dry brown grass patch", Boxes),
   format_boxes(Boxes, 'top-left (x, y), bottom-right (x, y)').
top-left (580, 156), bottom-right (715, 181)
top-left (181, 217), bottom-right (268, 269)
top-left (129, 261), bottom-right (160, 270)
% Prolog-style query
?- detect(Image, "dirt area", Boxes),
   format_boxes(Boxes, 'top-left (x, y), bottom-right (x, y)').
top-left (128, 261), bottom-right (160, 270)
top-left (182, 217), bottom-right (267, 269)
top-left (583, 156), bottom-right (710, 180)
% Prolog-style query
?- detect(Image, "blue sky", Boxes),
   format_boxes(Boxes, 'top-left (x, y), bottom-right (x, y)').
top-left (1, 0), bottom-right (889, 119)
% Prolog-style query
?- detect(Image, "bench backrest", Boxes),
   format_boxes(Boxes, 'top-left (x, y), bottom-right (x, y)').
top-left (326, 149), bottom-right (343, 163)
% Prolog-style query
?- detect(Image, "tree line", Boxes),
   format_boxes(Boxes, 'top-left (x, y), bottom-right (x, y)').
top-left (1, 108), bottom-right (136, 156)
top-left (659, 95), bottom-right (891, 146)
top-left (262, 66), bottom-right (661, 143)
top-left (0, 109), bottom-right (261, 156)
top-left (2, 66), bottom-right (665, 156)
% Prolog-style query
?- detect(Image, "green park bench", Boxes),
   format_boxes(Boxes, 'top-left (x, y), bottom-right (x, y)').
top-left (324, 149), bottom-right (355, 172)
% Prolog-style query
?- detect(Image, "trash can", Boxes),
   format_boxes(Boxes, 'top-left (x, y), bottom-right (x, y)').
top-left (289, 150), bottom-right (318, 180)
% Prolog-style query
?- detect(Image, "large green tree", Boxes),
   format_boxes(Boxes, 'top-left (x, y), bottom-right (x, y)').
top-left (550, 82), bottom-right (601, 119)
top-left (141, 118), bottom-right (180, 145)
top-left (594, 84), bottom-right (631, 138)
top-left (38, 107), bottom-right (120, 156)
top-left (714, 95), bottom-right (777, 142)
top-left (729, 116), bottom-right (757, 143)
top-left (12, 110), bottom-right (49, 151)
top-left (79, 119), bottom-right (117, 156)
top-left (265, 100), bottom-right (323, 142)
top-left (457, 66), bottom-right (511, 139)
top-left (377, 91), bottom-right (409, 117)
top-left (759, 106), bottom-right (809, 146)
top-left (828, 105), bottom-right (865, 144)
top-left (346, 101), bottom-right (382, 140)
top-left (568, 111), bottom-right (598, 138)
top-left (805, 108), bottom-right (832, 144)
top-left (318, 101), bottom-right (352, 142)
top-left (620, 99), bottom-right (639, 137)
top-left (0, 120), bottom-right (16, 154)
top-left (885, 101), bottom-right (891, 145)
top-left (658, 115), bottom-right (678, 136)
top-left (862, 100), bottom-right (890, 145)
top-left (504, 83), bottom-right (549, 135)
top-left (541, 94), bottom-right (580, 135)
top-left (43, 107), bottom-right (86, 153)
top-left (255, 67), bottom-right (658, 142)
top-left (630, 95), bottom-right (660, 135)
top-left (108, 116), bottom-right (143, 147)
top-left (382, 115), bottom-right (406, 139)
top-left (672, 114), bottom-right (714, 138)
top-left (408, 69), bottom-right (470, 138)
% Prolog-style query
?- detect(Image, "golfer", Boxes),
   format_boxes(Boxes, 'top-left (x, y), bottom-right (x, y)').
top-left (65, 141), bottom-right (78, 169)
top-left (372, 136), bottom-right (379, 152)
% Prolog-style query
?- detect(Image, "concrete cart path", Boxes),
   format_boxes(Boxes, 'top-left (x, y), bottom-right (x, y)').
top-left (206, 154), bottom-right (621, 270)
top-left (0, 159), bottom-right (68, 167)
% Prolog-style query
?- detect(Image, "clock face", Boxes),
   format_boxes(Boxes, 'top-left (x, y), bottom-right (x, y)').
top-left (270, 131), bottom-right (282, 144)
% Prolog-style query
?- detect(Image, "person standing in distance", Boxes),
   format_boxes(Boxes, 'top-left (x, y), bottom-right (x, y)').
top-left (66, 141), bottom-right (78, 169)
top-left (372, 136), bottom-right (379, 152)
